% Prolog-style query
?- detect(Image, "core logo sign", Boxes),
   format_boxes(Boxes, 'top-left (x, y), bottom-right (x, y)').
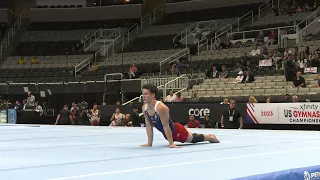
top-left (188, 108), bottom-right (210, 118)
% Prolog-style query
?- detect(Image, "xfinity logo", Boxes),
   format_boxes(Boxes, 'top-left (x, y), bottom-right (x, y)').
top-left (188, 108), bottom-right (210, 117)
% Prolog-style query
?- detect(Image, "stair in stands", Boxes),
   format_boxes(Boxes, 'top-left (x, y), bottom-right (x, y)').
top-left (0, 15), bottom-right (30, 62)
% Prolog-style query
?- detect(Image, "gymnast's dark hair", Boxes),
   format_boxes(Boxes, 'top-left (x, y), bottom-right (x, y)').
top-left (142, 84), bottom-right (158, 96)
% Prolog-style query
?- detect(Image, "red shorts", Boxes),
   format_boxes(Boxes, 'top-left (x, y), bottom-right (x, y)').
top-left (164, 123), bottom-right (189, 143)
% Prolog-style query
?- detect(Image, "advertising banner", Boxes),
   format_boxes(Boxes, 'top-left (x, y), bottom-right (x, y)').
top-left (247, 103), bottom-right (320, 125)
top-left (0, 110), bottom-right (7, 123)
top-left (7, 109), bottom-right (17, 124)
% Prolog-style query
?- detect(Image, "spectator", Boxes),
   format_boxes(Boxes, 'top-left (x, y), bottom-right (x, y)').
top-left (26, 91), bottom-right (35, 108)
top-left (296, 6), bottom-right (302, 13)
top-left (304, 3), bottom-right (312, 11)
top-left (209, 65), bottom-right (219, 79)
top-left (266, 30), bottom-right (277, 46)
top-left (248, 96), bottom-right (258, 103)
top-left (292, 71), bottom-right (306, 88)
top-left (175, 92), bottom-right (183, 102)
top-left (129, 63), bottom-right (137, 79)
top-left (130, 107), bottom-right (141, 127)
top-left (284, 47), bottom-right (293, 60)
top-left (187, 115), bottom-right (200, 128)
top-left (110, 108), bottom-right (125, 126)
top-left (249, 45), bottom-right (261, 56)
top-left (292, 95), bottom-right (299, 103)
top-left (311, 1), bottom-right (318, 11)
top-left (204, 115), bottom-right (214, 128)
top-left (261, 46), bottom-right (269, 58)
top-left (90, 103), bottom-right (101, 126)
top-left (220, 98), bottom-right (229, 105)
top-left (243, 70), bottom-right (255, 83)
top-left (165, 90), bottom-right (177, 102)
top-left (254, 31), bottom-right (264, 46)
top-left (266, 96), bottom-right (271, 103)
top-left (221, 100), bottom-right (243, 129)
top-left (219, 65), bottom-right (229, 78)
top-left (285, 55), bottom-right (296, 81)
top-left (233, 71), bottom-right (244, 83)
top-left (190, 90), bottom-right (199, 101)
top-left (284, 94), bottom-right (291, 103)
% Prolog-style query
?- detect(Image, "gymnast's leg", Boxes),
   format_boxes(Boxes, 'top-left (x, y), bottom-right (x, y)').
top-left (186, 131), bottom-right (220, 143)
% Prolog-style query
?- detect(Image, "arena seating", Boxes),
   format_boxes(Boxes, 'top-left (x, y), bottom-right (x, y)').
top-left (0, 22), bottom-right (7, 39)
top-left (12, 19), bottom-right (140, 56)
top-left (244, 11), bottom-right (314, 30)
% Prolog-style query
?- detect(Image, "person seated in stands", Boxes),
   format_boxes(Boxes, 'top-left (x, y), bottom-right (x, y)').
top-left (207, 65), bottom-right (219, 79)
top-left (250, 46), bottom-right (261, 56)
top-left (110, 107), bottom-right (125, 126)
top-left (90, 64), bottom-right (98, 71)
top-left (165, 90), bottom-right (177, 102)
top-left (290, 1), bottom-right (297, 14)
top-left (220, 36), bottom-right (232, 49)
top-left (292, 71), bottom-right (306, 88)
top-left (296, 6), bottom-right (302, 13)
top-left (204, 115), bottom-right (214, 128)
top-left (219, 65), bottom-right (229, 78)
top-left (311, 1), bottom-right (318, 11)
top-left (31, 57), bottom-right (39, 64)
top-left (304, 3), bottom-right (312, 11)
top-left (175, 92), bottom-right (183, 102)
top-left (254, 31), bottom-right (264, 46)
top-left (243, 70), bottom-right (255, 83)
top-left (292, 95), bottom-right (299, 103)
top-left (261, 46), bottom-right (269, 58)
top-left (34, 101), bottom-right (43, 116)
top-left (90, 103), bottom-right (101, 126)
top-left (266, 30), bottom-right (277, 46)
top-left (187, 115), bottom-right (200, 128)
top-left (18, 58), bottom-right (25, 64)
top-left (129, 63), bottom-right (137, 79)
top-left (233, 71), bottom-right (244, 84)
top-left (190, 90), bottom-right (199, 102)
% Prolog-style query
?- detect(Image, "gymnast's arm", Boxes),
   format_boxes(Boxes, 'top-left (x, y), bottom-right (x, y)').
top-left (157, 104), bottom-right (175, 146)
top-left (143, 105), bottom-right (153, 146)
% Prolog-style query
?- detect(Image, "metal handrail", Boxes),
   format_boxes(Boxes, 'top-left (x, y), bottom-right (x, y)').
top-left (83, 28), bottom-right (102, 51)
top-left (159, 48), bottom-right (189, 74)
top-left (104, 73), bottom-right (124, 82)
top-left (140, 13), bottom-right (152, 31)
top-left (154, 4), bottom-right (164, 22)
top-left (237, 11), bottom-right (253, 31)
top-left (74, 57), bottom-right (90, 76)
top-left (258, 0), bottom-right (274, 19)
top-left (0, 11), bottom-right (25, 58)
top-left (163, 74), bottom-right (188, 99)
top-left (295, 7), bottom-right (320, 31)
top-left (122, 95), bottom-right (143, 105)
top-left (127, 23), bottom-right (139, 43)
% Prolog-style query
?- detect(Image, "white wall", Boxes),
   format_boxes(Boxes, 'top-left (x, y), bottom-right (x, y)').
top-left (36, 0), bottom-right (86, 7)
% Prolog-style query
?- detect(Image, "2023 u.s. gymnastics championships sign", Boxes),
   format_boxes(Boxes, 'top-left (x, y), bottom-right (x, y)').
top-left (247, 103), bottom-right (320, 124)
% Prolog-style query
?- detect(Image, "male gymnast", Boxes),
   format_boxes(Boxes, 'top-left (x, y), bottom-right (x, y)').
top-left (140, 84), bottom-right (220, 148)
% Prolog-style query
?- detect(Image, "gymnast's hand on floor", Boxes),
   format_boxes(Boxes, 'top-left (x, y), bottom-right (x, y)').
top-left (169, 144), bottom-right (181, 148)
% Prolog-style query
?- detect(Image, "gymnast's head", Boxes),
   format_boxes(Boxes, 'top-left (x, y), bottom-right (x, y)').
top-left (142, 84), bottom-right (158, 104)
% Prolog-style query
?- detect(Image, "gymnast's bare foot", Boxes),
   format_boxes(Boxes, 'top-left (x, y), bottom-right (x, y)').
top-left (206, 134), bottom-right (220, 143)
